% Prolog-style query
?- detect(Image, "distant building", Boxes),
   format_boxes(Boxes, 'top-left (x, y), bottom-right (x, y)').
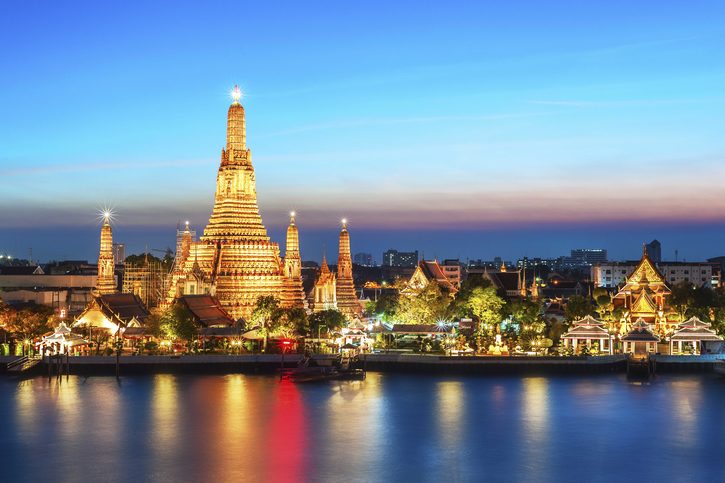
top-left (113, 243), bottom-right (126, 264)
top-left (353, 252), bottom-right (374, 266)
top-left (404, 260), bottom-right (458, 296)
top-left (382, 249), bottom-right (418, 267)
top-left (646, 240), bottom-right (661, 263)
top-left (570, 249), bottom-right (607, 264)
top-left (593, 261), bottom-right (718, 288)
top-left (441, 259), bottom-right (463, 287)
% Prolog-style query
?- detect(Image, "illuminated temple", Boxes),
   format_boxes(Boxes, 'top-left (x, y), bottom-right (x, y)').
top-left (612, 246), bottom-right (672, 334)
top-left (335, 220), bottom-right (362, 319)
top-left (166, 87), bottom-right (306, 319)
top-left (95, 213), bottom-right (117, 295)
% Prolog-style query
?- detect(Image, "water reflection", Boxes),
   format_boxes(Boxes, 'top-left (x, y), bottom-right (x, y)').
top-left (2, 374), bottom-right (724, 483)
top-left (436, 380), bottom-right (464, 481)
top-left (266, 379), bottom-right (307, 482)
top-left (521, 377), bottom-right (550, 482)
top-left (150, 374), bottom-right (179, 473)
top-left (669, 378), bottom-right (702, 447)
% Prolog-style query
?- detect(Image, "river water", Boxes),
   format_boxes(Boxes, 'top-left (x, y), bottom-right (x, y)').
top-left (1, 373), bottom-right (723, 482)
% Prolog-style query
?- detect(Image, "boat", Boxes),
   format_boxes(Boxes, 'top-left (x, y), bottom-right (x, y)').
top-left (282, 354), bottom-right (366, 382)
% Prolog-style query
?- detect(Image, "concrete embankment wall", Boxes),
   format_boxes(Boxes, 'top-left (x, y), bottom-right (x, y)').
top-left (651, 354), bottom-right (725, 373)
top-left (5, 353), bottom-right (723, 377)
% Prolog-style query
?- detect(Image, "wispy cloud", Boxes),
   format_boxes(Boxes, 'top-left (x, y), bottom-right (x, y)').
top-left (4, 159), bottom-right (214, 177)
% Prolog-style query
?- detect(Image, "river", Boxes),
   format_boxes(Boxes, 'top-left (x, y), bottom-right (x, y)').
top-left (1, 373), bottom-right (723, 482)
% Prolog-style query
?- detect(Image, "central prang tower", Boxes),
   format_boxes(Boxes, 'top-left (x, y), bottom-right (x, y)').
top-left (167, 86), bottom-right (305, 319)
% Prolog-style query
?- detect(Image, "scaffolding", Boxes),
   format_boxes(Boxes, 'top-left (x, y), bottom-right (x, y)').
top-left (122, 257), bottom-right (167, 308)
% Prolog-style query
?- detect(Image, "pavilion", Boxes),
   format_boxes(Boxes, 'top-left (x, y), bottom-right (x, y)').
top-left (40, 322), bottom-right (88, 355)
top-left (669, 316), bottom-right (723, 355)
top-left (621, 318), bottom-right (660, 355)
top-left (560, 315), bottom-right (613, 354)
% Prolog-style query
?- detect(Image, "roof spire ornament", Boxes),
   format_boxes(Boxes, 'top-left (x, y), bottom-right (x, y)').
top-left (231, 85), bottom-right (242, 104)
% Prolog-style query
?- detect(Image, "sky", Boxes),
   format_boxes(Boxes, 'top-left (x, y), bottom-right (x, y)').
top-left (1, 0), bottom-right (725, 264)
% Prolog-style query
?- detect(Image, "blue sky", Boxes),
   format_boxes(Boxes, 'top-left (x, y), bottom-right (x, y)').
top-left (1, 1), bottom-right (725, 263)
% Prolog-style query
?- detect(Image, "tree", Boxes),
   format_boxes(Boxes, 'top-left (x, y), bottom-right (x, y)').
top-left (467, 286), bottom-right (505, 333)
top-left (309, 310), bottom-right (346, 338)
top-left (374, 292), bottom-right (399, 320)
top-left (564, 295), bottom-right (594, 322)
top-left (250, 296), bottom-right (282, 352)
top-left (670, 281), bottom-right (694, 322)
top-left (450, 274), bottom-right (492, 318)
top-left (395, 282), bottom-right (450, 325)
top-left (6, 306), bottom-right (53, 355)
top-left (274, 307), bottom-right (308, 338)
top-left (160, 303), bottom-right (197, 351)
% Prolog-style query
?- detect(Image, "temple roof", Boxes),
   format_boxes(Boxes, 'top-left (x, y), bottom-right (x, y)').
top-left (96, 293), bottom-right (149, 324)
top-left (622, 318), bottom-right (660, 342)
top-left (561, 315), bottom-right (611, 339)
top-left (179, 295), bottom-right (235, 327)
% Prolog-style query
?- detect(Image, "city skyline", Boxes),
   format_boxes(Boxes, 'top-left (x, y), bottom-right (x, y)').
top-left (2, 1), bottom-right (725, 261)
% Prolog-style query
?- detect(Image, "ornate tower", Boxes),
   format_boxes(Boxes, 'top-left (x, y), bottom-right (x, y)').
top-left (96, 213), bottom-right (116, 294)
top-left (282, 212), bottom-right (306, 309)
top-left (312, 255), bottom-right (337, 312)
top-left (166, 85), bottom-right (290, 320)
top-left (335, 219), bottom-right (361, 319)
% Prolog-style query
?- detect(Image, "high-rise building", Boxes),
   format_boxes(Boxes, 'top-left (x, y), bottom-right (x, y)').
top-left (165, 86), bottom-right (305, 318)
top-left (382, 249), bottom-right (418, 267)
top-left (646, 239), bottom-right (662, 263)
top-left (96, 214), bottom-right (116, 295)
top-left (353, 252), bottom-right (373, 266)
top-left (570, 249), bottom-right (607, 265)
top-left (112, 243), bottom-right (126, 264)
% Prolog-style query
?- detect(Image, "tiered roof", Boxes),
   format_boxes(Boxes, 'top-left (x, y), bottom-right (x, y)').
top-left (670, 316), bottom-right (723, 342)
top-left (561, 315), bottom-right (611, 339)
top-left (622, 318), bottom-right (660, 342)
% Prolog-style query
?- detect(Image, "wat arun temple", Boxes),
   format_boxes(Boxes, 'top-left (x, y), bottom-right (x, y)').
top-left (141, 86), bottom-right (362, 321)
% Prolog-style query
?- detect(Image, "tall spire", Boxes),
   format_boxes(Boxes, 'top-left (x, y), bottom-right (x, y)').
top-left (335, 218), bottom-right (361, 319)
top-left (284, 212), bottom-right (301, 279)
top-left (226, 85), bottom-right (246, 152)
top-left (96, 212), bottom-right (116, 295)
top-left (282, 211), bottom-right (306, 309)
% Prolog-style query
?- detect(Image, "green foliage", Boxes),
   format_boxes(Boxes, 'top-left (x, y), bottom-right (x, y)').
top-left (449, 274), bottom-right (492, 318)
top-left (466, 286), bottom-right (505, 334)
top-left (374, 292), bottom-right (399, 319)
top-left (160, 303), bottom-right (197, 347)
top-left (396, 282), bottom-right (450, 325)
top-left (565, 295), bottom-right (595, 322)
top-left (309, 310), bottom-right (346, 336)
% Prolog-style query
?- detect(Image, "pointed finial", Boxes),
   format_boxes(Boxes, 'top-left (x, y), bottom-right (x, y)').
top-left (290, 211), bottom-right (296, 223)
top-left (341, 218), bottom-right (347, 229)
top-left (231, 85), bottom-right (242, 104)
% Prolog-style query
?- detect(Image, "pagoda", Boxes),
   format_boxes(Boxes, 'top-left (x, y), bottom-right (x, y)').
top-left (335, 219), bottom-right (362, 319)
top-left (166, 86), bottom-right (301, 320)
top-left (95, 213), bottom-right (116, 295)
top-left (311, 255), bottom-right (337, 312)
top-left (281, 212), bottom-right (307, 310)
top-left (612, 245), bottom-right (672, 334)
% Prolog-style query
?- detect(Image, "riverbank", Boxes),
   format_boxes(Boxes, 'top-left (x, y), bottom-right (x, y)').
top-left (3, 353), bottom-right (724, 376)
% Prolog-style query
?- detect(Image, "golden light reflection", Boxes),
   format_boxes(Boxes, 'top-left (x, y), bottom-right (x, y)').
top-left (437, 380), bottom-right (463, 447)
top-left (324, 373), bottom-right (385, 477)
top-left (521, 377), bottom-right (550, 479)
top-left (151, 375), bottom-right (179, 452)
top-left (14, 380), bottom-right (38, 446)
top-left (435, 380), bottom-right (464, 481)
top-left (669, 378), bottom-right (702, 447)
